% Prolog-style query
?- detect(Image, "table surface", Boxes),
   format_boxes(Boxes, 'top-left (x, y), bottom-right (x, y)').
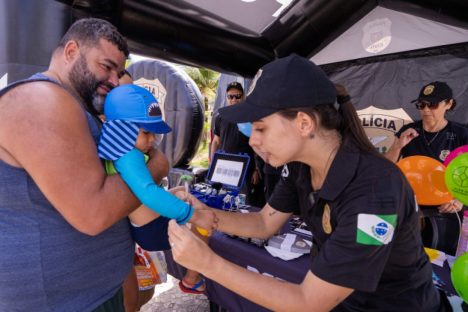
top-left (165, 230), bottom-right (459, 312)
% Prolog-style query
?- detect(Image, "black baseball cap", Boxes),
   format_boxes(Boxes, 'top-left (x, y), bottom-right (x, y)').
top-left (226, 81), bottom-right (244, 93)
top-left (219, 54), bottom-right (336, 123)
top-left (411, 81), bottom-right (453, 104)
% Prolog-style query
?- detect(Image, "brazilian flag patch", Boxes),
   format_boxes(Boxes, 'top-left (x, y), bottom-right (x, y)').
top-left (356, 214), bottom-right (397, 245)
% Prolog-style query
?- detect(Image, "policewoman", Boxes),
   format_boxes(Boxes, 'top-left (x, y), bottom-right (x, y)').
top-left (168, 55), bottom-right (447, 311)
top-left (385, 81), bottom-right (467, 255)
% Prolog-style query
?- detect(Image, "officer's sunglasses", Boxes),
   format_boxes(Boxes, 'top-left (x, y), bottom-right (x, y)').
top-left (227, 94), bottom-right (243, 100)
top-left (415, 100), bottom-right (441, 110)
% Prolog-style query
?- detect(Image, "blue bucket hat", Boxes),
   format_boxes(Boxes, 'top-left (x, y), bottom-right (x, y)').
top-left (104, 84), bottom-right (171, 134)
top-left (98, 84), bottom-right (171, 160)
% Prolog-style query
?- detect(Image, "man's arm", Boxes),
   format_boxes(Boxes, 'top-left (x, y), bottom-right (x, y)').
top-left (0, 82), bottom-right (143, 235)
top-left (169, 221), bottom-right (353, 312)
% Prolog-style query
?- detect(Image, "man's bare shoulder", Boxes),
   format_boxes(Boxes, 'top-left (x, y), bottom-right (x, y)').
top-left (0, 80), bottom-right (90, 165)
top-left (0, 80), bottom-right (79, 111)
top-left (0, 80), bottom-right (88, 132)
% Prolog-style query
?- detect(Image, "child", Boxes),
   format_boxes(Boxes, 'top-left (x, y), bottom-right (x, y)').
top-left (98, 84), bottom-right (213, 237)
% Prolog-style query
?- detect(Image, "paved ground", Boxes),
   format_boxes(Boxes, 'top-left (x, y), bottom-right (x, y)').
top-left (140, 275), bottom-right (209, 312)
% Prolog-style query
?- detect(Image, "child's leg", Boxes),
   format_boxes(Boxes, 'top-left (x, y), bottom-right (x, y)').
top-left (122, 267), bottom-right (139, 312)
top-left (130, 206), bottom-right (171, 251)
top-left (179, 224), bottom-right (208, 294)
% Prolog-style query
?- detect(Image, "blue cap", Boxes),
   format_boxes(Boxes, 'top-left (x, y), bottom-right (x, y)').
top-left (104, 84), bottom-right (172, 134)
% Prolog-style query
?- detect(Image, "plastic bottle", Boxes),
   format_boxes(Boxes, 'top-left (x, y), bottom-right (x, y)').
top-left (455, 210), bottom-right (468, 257)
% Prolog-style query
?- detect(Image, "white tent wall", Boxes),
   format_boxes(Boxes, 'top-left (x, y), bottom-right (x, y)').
top-left (310, 5), bottom-right (468, 152)
top-left (311, 6), bottom-right (468, 65)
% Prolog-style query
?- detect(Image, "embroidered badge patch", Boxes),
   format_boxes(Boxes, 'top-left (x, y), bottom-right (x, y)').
top-left (423, 85), bottom-right (434, 95)
top-left (322, 204), bottom-right (332, 234)
top-left (439, 149), bottom-right (450, 161)
top-left (356, 214), bottom-right (397, 245)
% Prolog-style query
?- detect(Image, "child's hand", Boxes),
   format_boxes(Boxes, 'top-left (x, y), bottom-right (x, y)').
top-left (168, 220), bottom-right (214, 272)
top-left (171, 189), bottom-right (207, 211)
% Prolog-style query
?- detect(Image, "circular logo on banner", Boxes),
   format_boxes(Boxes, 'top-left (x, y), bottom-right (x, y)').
top-left (362, 18), bottom-right (392, 54)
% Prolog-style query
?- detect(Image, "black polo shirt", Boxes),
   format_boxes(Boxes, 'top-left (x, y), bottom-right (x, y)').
top-left (213, 114), bottom-right (255, 174)
top-left (269, 141), bottom-right (443, 311)
top-left (396, 120), bottom-right (468, 162)
top-left (396, 120), bottom-right (468, 255)
top-left (213, 114), bottom-right (253, 155)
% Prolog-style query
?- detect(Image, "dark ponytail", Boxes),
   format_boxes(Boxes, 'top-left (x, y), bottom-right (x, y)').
top-left (338, 101), bottom-right (377, 154)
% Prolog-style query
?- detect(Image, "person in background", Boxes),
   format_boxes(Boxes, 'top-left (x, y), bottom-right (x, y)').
top-left (168, 55), bottom-right (447, 312)
top-left (385, 81), bottom-right (467, 255)
top-left (211, 82), bottom-right (263, 205)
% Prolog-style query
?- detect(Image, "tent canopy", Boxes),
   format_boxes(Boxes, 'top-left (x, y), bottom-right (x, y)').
top-left (53, 0), bottom-right (468, 77)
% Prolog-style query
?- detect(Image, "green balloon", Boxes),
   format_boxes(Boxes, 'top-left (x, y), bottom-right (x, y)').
top-left (452, 252), bottom-right (468, 303)
top-left (445, 153), bottom-right (468, 206)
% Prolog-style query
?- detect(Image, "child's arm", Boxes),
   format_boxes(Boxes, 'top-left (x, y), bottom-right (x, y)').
top-left (114, 149), bottom-right (193, 224)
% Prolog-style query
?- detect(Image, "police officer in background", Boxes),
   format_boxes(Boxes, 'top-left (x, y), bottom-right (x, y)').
top-left (168, 55), bottom-right (448, 311)
top-left (385, 81), bottom-right (467, 255)
top-left (211, 81), bottom-right (263, 206)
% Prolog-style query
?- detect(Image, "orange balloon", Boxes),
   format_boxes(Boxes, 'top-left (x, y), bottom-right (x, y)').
top-left (397, 155), bottom-right (453, 205)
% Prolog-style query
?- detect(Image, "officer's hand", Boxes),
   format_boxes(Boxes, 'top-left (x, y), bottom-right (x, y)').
top-left (189, 208), bottom-right (218, 236)
top-left (169, 220), bottom-right (215, 273)
top-left (397, 128), bottom-right (418, 149)
top-left (438, 199), bottom-right (463, 214)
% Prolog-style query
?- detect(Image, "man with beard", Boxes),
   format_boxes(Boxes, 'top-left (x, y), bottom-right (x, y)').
top-left (0, 18), bottom-right (216, 311)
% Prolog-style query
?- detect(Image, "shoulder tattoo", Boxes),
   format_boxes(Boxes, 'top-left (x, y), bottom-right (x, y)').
top-left (269, 210), bottom-right (278, 217)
